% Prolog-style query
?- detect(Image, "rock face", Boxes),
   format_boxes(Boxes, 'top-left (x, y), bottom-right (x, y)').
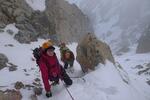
top-left (76, 33), bottom-right (115, 72)
top-left (33, 87), bottom-right (43, 95)
top-left (0, 0), bottom-right (92, 43)
top-left (45, 0), bottom-right (92, 42)
top-left (136, 29), bottom-right (150, 53)
top-left (14, 81), bottom-right (24, 90)
top-left (0, 53), bottom-right (8, 70)
top-left (0, 89), bottom-right (22, 100)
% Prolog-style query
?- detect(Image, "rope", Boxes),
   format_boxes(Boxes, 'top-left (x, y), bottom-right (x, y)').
top-left (65, 86), bottom-right (74, 100)
top-left (70, 77), bottom-right (86, 82)
top-left (61, 80), bottom-right (75, 100)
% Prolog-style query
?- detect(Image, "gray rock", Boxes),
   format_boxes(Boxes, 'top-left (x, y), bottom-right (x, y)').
top-left (4, 44), bottom-right (14, 47)
top-left (23, 69), bottom-right (27, 72)
top-left (34, 78), bottom-right (41, 82)
top-left (33, 87), bottom-right (43, 95)
top-left (138, 67), bottom-right (150, 75)
top-left (14, 81), bottom-right (24, 90)
top-left (25, 84), bottom-right (34, 90)
top-left (116, 46), bottom-right (130, 56)
top-left (0, 29), bottom-right (4, 33)
top-left (0, 53), bottom-right (8, 70)
top-left (25, 73), bottom-right (30, 76)
top-left (76, 33), bottom-right (115, 72)
top-left (136, 27), bottom-right (150, 53)
top-left (15, 15), bottom-right (27, 23)
top-left (9, 67), bottom-right (17, 71)
top-left (45, 0), bottom-right (93, 43)
top-left (0, 23), bottom-right (6, 28)
top-left (0, 0), bottom-right (93, 44)
top-left (31, 11), bottom-right (55, 36)
top-left (146, 63), bottom-right (150, 67)
top-left (32, 82), bottom-right (42, 87)
top-left (9, 64), bottom-right (17, 71)
top-left (6, 29), bottom-right (14, 35)
top-left (14, 30), bottom-right (37, 44)
top-left (147, 80), bottom-right (150, 85)
top-left (134, 65), bottom-right (144, 69)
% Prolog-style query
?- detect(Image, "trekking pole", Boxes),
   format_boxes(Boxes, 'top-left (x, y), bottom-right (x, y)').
top-left (61, 80), bottom-right (75, 100)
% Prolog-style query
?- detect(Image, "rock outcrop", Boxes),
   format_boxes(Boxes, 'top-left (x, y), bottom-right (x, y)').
top-left (0, 0), bottom-right (92, 43)
top-left (136, 28), bottom-right (150, 53)
top-left (0, 53), bottom-right (8, 70)
top-left (0, 89), bottom-right (22, 100)
top-left (14, 81), bottom-right (24, 90)
top-left (76, 33), bottom-right (115, 72)
top-left (45, 0), bottom-right (92, 43)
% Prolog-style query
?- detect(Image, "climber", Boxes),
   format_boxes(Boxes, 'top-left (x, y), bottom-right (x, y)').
top-left (34, 40), bottom-right (72, 98)
top-left (59, 42), bottom-right (75, 69)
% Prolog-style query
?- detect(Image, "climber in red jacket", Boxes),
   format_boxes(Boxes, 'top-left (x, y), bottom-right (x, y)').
top-left (37, 40), bottom-right (72, 98)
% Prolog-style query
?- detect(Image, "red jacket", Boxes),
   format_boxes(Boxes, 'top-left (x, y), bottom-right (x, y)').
top-left (38, 52), bottom-right (61, 92)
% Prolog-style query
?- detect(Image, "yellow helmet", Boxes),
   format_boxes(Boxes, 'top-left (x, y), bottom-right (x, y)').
top-left (42, 40), bottom-right (53, 49)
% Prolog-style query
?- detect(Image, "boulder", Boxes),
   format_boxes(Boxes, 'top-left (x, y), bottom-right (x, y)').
top-left (0, 89), bottom-right (22, 100)
top-left (76, 33), bottom-right (115, 72)
top-left (33, 87), bottom-right (43, 95)
top-left (14, 81), bottom-right (24, 90)
top-left (147, 80), bottom-right (150, 86)
top-left (136, 31), bottom-right (150, 53)
top-left (0, 53), bottom-right (8, 70)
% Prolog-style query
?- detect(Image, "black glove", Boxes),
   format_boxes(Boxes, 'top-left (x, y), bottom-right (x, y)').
top-left (51, 80), bottom-right (59, 86)
top-left (46, 91), bottom-right (52, 98)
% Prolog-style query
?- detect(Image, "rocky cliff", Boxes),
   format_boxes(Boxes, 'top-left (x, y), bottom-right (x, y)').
top-left (0, 0), bottom-right (93, 43)
top-left (136, 26), bottom-right (150, 53)
top-left (76, 33), bottom-right (115, 72)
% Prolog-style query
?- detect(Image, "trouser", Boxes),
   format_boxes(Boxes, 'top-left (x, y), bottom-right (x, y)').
top-left (60, 66), bottom-right (73, 85)
top-left (64, 60), bottom-right (74, 69)
top-left (49, 65), bottom-right (72, 86)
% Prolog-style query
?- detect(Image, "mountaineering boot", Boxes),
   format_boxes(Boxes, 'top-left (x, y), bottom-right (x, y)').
top-left (64, 62), bottom-right (68, 69)
top-left (46, 91), bottom-right (52, 98)
top-left (63, 72), bottom-right (73, 86)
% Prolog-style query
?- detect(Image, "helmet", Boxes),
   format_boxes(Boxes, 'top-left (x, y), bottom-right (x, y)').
top-left (42, 40), bottom-right (55, 51)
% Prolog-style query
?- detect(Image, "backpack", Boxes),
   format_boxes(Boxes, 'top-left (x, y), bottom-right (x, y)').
top-left (32, 47), bottom-right (42, 63)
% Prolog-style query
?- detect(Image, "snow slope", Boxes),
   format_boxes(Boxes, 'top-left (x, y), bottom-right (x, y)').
top-left (0, 24), bottom-right (150, 100)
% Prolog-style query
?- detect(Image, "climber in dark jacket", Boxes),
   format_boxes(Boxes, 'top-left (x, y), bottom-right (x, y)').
top-left (59, 42), bottom-right (75, 69)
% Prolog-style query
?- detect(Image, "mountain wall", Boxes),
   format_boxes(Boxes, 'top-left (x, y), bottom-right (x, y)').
top-left (0, 0), bottom-right (93, 43)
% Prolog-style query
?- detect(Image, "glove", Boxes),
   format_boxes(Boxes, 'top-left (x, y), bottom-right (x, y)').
top-left (51, 80), bottom-right (59, 86)
top-left (46, 91), bottom-right (52, 98)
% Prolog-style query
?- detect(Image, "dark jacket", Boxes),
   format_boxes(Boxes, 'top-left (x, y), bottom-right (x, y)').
top-left (60, 46), bottom-right (74, 62)
top-left (61, 50), bottom-right (74, 62)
